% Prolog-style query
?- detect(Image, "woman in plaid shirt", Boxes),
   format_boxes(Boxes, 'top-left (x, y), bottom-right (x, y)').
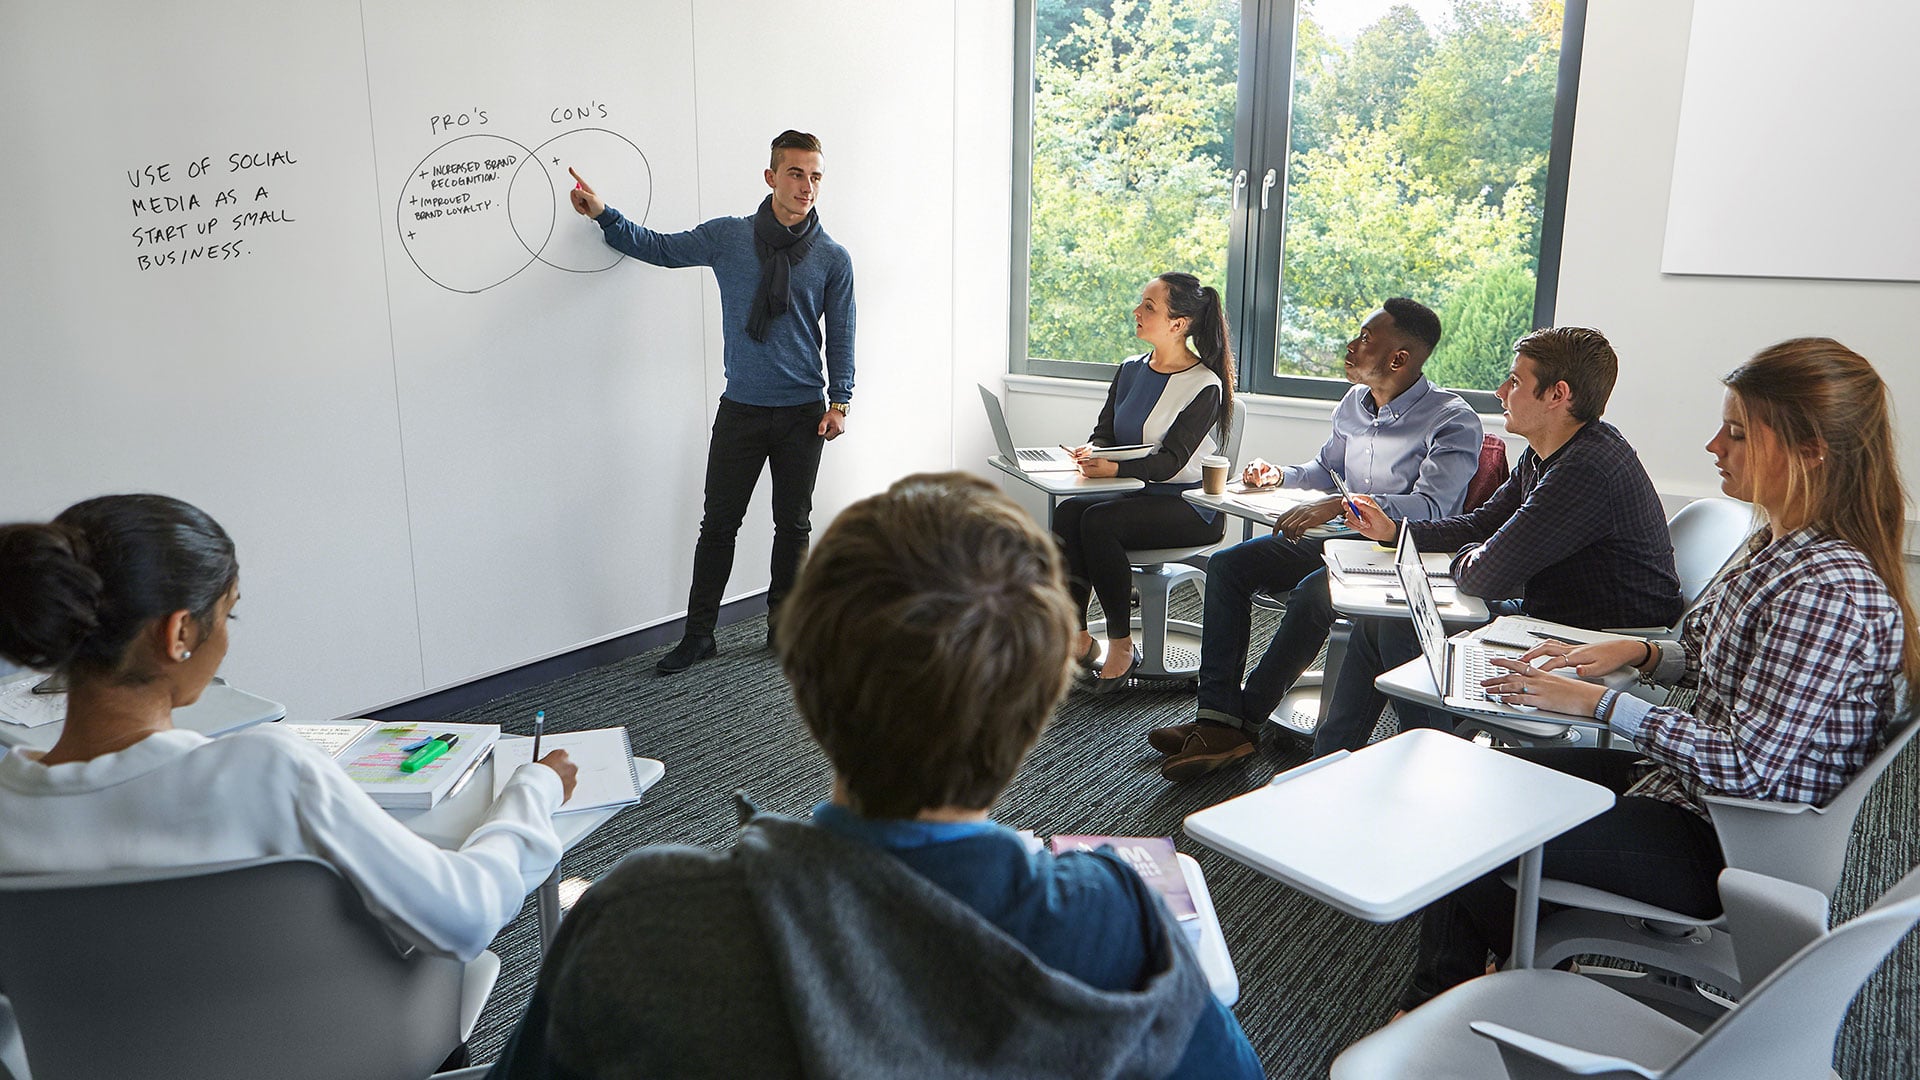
top-left (1399, 338), bottom-right (1916, 1012)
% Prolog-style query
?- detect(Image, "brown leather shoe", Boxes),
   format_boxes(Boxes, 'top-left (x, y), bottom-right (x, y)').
top-left (1147, 721), bottom-right (1201, 755)
top-left (1159, 722), bottom-right (1254, 781)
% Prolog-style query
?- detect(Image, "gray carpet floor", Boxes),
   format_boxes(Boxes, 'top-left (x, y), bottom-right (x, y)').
top-left (446, 602), bottom-right (1920, 1078)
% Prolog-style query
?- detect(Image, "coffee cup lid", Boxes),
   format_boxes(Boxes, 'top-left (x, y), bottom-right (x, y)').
top-left (1202, 455), bottom-right (1230, 466)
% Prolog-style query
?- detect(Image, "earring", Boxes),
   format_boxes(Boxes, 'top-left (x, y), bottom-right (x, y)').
top-left (178, 650), bottom-right (193, 662)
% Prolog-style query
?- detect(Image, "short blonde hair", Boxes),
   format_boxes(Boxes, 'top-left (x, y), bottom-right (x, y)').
top-left (775, 473), bottom-right (1075, 818)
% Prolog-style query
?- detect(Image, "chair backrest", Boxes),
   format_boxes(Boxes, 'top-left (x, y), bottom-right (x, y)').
top-left (1462, 433), bottom-right (1509, 514)
top-left (0, 855), bottom-right (463, 1080)
top-left (1668, 861), bottom-right (1920, 1079)
top-left (1667, 496), bottom-right (1753, 608)
top-left (1218, 396), bottom-right (1248, 469)
top-left (1707, 700), bottom-right (1920, 899)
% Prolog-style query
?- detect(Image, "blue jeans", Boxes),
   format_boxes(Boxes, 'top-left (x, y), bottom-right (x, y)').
top-left (1314, 614), bottom-right (1446, 756)
top-left (1195, 534), bottom-right (1331, 731)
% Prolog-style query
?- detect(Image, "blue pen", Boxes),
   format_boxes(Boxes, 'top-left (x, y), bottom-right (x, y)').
top-left (1327, 468), bottom-right (1362, 519)
top-left (532, 709), bottom-right (545, 760)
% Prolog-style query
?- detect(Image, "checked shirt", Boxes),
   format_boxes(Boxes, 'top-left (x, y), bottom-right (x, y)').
top-left (1626, 527), bottom-right (1904, 817)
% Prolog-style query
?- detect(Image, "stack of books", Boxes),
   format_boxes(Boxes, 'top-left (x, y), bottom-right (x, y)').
top-left (287, 720), bottom-right (500, 810)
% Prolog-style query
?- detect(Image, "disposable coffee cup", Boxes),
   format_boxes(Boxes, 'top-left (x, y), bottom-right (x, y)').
top-left (1201, 455), bottom-right (1230, 495)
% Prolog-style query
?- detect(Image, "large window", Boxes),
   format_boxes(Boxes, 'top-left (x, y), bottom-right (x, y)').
top-left (1016, 0), bottom-right (1584, 404)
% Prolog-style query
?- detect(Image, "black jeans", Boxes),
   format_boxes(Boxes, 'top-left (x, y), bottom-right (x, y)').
top-left (684, 398), bottom-right (825, 638)
top-left (1195, 535), bottom-right (1332, 730)
top-left (1052, 493), bottom-right (1224, 634)
top-left (1403, 747), bottom-right (1726, 1009)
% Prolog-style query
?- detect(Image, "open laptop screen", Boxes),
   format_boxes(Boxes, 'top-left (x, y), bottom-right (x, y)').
top-left (1395, 528), bottom-right (1451, 690)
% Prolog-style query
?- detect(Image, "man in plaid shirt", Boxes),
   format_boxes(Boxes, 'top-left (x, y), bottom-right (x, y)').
top-left (1327, 326), bottom-right (1682, 756)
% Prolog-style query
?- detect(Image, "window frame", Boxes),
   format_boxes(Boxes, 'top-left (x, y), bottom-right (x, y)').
top-left (1011, 0), bottom-right (1589, 415)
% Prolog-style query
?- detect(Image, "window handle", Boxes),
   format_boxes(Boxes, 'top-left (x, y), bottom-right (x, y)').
top-left (1232, 169), bottom-right (1248, 209)
top-left (1260, 168), bottom-right (1278, 210)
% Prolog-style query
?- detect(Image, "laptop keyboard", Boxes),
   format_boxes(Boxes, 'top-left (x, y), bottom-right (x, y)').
top-left (1459, 641), bottom-right (1530, 704)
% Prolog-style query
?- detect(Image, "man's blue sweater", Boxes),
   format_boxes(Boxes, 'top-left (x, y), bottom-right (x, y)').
top-left (595, 206), bottom-right (856, 407)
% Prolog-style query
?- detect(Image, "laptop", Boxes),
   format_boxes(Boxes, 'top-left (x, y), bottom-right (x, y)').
top-left (979, 385), bottom-right (1079, 472)
top-left (1393, 528), bottom-right (1615, 723)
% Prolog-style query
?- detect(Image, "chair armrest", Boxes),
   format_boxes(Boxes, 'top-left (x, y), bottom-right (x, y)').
top-left (1716, 868), bottom-right (1829, 987)
top-left (1700, 794), bottom-right (1819, 817)
top-left (1470, 1021), bottom-right (1662, 1079)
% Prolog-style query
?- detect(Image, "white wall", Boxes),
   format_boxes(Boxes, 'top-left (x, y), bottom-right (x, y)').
top-left (1556, 0), bottom-right (1920, 504)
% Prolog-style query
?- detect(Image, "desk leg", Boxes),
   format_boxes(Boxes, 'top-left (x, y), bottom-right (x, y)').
top-left (537, 867), bottom-right (561, 951)
top-left (1509, 845), bottom-right (1543, 969)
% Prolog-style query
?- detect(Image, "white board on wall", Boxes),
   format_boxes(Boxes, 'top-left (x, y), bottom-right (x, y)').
top-left (1662, 0), bottom-right (1920, 283)
top-left (0, 0), bottom-right (710, 720)
top-left (0, 0), bottom-right (428, 719)
top-left (361, 0), bottom-right (710, 690)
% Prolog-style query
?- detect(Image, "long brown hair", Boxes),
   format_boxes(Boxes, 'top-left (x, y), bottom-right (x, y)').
top-left (1724, 338), bottom-right (1918, 681)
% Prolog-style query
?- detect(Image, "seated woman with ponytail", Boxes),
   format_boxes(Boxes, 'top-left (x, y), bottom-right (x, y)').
top-left (1055, 272), bottom-right (1235, 691)
top-left (0, 494), bottom-right (579, 963)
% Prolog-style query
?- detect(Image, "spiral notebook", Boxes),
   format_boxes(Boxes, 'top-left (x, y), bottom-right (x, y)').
top-left (490, 726), bottom-right (644, 814)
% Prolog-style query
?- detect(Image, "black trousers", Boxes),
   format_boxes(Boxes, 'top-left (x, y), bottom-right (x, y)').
top-left (684, 398), bottom-right (825, 638)
top-left (1052, 493), bottom-right (1224, 634)
top-left (1404, 747), bottom-right (1725, 1009)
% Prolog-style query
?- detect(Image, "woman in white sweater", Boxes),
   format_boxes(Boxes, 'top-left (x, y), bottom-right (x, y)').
top-left (0, 494), bottom-right (578, 962)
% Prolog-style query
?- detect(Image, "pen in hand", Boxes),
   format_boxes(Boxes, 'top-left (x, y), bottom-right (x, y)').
top-left (532, 709), bottom-right (545, 760)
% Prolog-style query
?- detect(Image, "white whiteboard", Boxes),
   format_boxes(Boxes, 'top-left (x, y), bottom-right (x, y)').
top-left (1662, 0), bottom-right (1920, 282)
top-left (0, 0), bottom-right (707, 718)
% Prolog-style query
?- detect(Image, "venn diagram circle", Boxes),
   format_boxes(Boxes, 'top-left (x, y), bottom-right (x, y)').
top-left (397, 128), bottom-right (653, 294)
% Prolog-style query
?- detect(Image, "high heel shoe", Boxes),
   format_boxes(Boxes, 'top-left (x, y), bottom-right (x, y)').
top-left (1089, 644), bottom-right (1142, 694)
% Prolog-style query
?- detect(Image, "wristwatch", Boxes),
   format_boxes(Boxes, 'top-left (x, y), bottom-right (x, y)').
top-left (828, 402), bottom-right (850, 415)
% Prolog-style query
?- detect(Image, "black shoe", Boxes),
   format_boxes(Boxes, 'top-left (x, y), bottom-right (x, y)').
top-left (766, 623), bottom-right (778, 651)
top-left (657, 635), bottom-right (716, 675)
top-left (1088, 644), bottom-right (1142, 695)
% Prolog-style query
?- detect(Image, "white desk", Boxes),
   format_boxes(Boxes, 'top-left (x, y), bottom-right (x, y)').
top-left (1181, 486), bottom-right (1344, 543)
top-left (0, 678), bottom-right (285, 752)
top-left (988, 454), bottom-right (1142, 508)
top-left (1184, 729), bottom-right (1613, 968)
top-left (1322, 538), bottom-right (1490, 624)
top-left (1374, 642), bottom-right (1646, 749)
top-left (1178, 852), bottom-right (1239, 1006)
top-left (387, 734), bottom-right (664, 951)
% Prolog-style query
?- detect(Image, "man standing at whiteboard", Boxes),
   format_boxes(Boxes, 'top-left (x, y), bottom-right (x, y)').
top-left (569, 130), bottom-right (855, 675)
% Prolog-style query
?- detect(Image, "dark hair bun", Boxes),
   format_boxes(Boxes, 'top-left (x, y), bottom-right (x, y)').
top-left (0, 523), bottom-right (103, 670)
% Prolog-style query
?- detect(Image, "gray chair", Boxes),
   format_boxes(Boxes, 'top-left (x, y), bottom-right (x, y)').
top-left (0, 855), bottom-right (498, 1080)
top-left (1331, 862), bottom-right (1920, 1080)
top-left (1519, 702), bottom-right (1919, 1016)
top-left (1099, 396), bottom-right (1247, 680)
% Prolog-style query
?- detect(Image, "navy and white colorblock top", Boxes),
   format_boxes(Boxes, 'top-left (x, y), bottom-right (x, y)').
top-left (1088, 354), bottom-right (1224, 498)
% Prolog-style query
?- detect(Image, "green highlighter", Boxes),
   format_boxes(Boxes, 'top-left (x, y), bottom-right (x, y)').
top-left (400, 733), bottom-right (459, 773)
